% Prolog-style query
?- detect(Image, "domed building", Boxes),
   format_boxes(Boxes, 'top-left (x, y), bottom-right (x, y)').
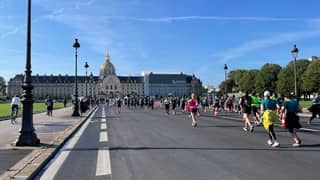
top-left (98, 53), bottom-right (122, 99)
top-left (7, 53), bottom-right (204, 100)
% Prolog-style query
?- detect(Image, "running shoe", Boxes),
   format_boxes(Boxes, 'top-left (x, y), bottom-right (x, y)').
top-left (250, 126), bottom-right (254, 132)
top-left (243, 127), bottom-right (248, 131)
top-left (267, 139), bottom-right (273, 145)
top-left (292, 143), bottom-right (300, 147)
top-left (272, 141), bottom-right (280, 147)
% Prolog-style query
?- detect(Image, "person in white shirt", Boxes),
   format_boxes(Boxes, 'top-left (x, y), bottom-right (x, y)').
top-left (11, 95), bottom-right (21, 124)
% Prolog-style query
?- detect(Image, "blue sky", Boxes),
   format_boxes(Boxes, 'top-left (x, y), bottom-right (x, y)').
top-left (1, 0), bottom-right (320, 87)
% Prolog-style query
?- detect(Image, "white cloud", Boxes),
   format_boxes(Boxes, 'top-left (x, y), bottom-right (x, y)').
top-left (213, 30), bottom-right (320, 63)
top-left (99, 15), bottom-right (300, 23)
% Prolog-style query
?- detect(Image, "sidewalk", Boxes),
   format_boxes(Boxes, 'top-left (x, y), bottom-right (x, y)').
top-left (0, 106), bottom-right (97, 179)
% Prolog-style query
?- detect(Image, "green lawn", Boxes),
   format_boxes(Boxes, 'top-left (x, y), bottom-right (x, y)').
top-left (0, 102), bottom-right (72, 118)
top-left (299, 100), bottom-right (313, 109)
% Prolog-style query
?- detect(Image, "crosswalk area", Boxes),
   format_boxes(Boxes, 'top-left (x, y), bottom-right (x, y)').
top-left (37, 105), bottom-right (112, 180)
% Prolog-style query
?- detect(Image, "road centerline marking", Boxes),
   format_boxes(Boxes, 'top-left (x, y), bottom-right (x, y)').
top-left (96, 147), bottom-right (111, 176)
top-left (99, 131), bottom-right (108, 142)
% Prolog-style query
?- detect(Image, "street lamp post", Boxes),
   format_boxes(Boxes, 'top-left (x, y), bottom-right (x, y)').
top-left (291, 44), bottom-right (299, 97)
top-left (224, 64), bottom-right (228, 81)
top-left (16, 0), bottom-right (40, 146)
top-left (84, 62), bottom-right (89, 97)
top-left (90, 72), bottom-right (94, 98)
top-left (72, 38), bottom-right (80, 116)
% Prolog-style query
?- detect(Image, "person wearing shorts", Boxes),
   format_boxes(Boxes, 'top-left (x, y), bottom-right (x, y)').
top-left (261, 91), bottom-right (280, 147)
top-left (188, 93), bottom-right (198, 127)
top-left (240, 91), bottom-right (254, 132)
top-left (282, 93), bottom-right (302, 147)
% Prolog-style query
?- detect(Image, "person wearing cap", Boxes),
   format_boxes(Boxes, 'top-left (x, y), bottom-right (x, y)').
top-left (281, 93), bottom-right (302, 147)
top-left (261, 90), bottom-right (280, 147)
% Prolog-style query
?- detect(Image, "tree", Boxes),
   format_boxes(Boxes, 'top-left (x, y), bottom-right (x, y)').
top-left (301, 60), bottom-right (320, 93)
top-left (239, 70), bottom-right (259, 92)
top-left (0, 76), bottom-right (5, 96)
top-left (255, 63), bottom-right (281, 94)
top-left (276, 59), bottom-right (310, 95)
top-left (228, 69), bottom-right (247, 92)
top-left (219, 79), bottom-right (235, 93)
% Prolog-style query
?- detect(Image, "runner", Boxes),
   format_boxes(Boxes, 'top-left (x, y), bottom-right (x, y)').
top-left (10, 95), bottom-right (21, 124)
top-left (188, 93), bottom-right (199, 127)
top-left (281, 93), bottom-right (302, 147)
top-left (164, 97), bottom-right (170, 115)
top-left (117, 97), bottom-right (122, 114)
top-left (171, 97), bottom-right (177, 115)
top-left (239, 91), bottom-right (254, 132)
top-left (261, 90), bottom-right (280, 147)
top-left (307, 92), bottom-right (320, 125)
top-left (251, 92), bottom-right (261, 126)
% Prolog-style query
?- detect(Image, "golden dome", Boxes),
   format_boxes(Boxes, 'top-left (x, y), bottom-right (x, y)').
top-left (100, 53), bottom-right (116, 78)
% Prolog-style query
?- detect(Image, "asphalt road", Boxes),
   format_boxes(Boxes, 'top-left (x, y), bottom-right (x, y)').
top-left (37, 104), bottom-right (320, 180)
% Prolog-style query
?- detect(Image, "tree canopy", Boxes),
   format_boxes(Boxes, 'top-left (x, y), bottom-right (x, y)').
top-left (0, 76), bottom-right (6, 96)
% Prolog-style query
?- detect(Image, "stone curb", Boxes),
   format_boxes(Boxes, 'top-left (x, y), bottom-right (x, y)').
top-left (1, 106), bottom-right (98, 180)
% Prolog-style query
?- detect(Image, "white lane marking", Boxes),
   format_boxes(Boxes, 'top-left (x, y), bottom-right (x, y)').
top-left (101, 106), bottom-right (106, 118)
top-left (300, 128), bottom-right (320, 132)
top-left (101, 123), bottom-right (107, 130)
top-left (101, 118), bottom-right (106, 123)
top-left (99, 131), bottom-right (108, 142)
top-left (96, 147), bottom-right (111, 176)
top-left (40, 109), bottom-right (96, 180)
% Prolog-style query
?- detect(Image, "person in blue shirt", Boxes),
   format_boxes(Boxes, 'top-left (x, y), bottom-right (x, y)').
top-left (307, 93), bottom-right (320, 125)
top-left (261, 91), bottom-right (279, 147)
top-left (281, 93), bottom-right (302, 147)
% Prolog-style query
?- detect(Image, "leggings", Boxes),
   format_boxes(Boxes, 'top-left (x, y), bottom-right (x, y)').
top-left (268, 125), bottom-right (277, 140)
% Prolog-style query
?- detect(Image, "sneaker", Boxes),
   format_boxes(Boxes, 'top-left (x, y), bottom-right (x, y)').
top-left (292, 143), bottom-right (300, 147)
top-left (267, 139), bottom-right (273, 145)
top-left (243, 127), bottom-right (248, 131)
top-left (250, 126), bottom-right (254, 132)
top-left (272, 141), bottom-right (280, 147)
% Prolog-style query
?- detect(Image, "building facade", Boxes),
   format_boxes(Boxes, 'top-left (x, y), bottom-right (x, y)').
top-left (7, 54), bottom-right (203, 99)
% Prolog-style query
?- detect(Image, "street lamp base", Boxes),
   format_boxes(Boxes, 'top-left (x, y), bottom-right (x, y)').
top-left (72, 111), bottom-right (80, 116)
top-left (16, 132), bottom-right (40, 146)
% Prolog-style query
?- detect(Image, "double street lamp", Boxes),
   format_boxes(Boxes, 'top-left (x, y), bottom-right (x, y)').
top-left (84, 62), bottom-right (89, 97)
top-left (291, 44), bottom-right (299, 97)
top-left (224, 64), bottom-right (228, 81)
top-left (72, 38), bottom-right (80, 116)
top-left (16, 0), bottom-right (40, 146)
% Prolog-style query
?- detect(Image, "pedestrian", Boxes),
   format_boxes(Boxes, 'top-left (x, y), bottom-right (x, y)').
top-left (10, 95), bottom-right (21, 124)
top-left (63, 96), bottom-right (67, 108)
top-left (188, 93), bottom-right (199, 127)
top-left (251, 92), bottom-right (262, 126)
top-left (171, 97), bottom-right (177, 115)
top-left (164, 97), bottom-right (170, 115)
top-left (117, 97), bottom-right (122, 114)
top-left (45, 96), bottom-right (53, 116)
top-left (261, 91), bottom-right (280, 147)
top-left (307, 92), bottom-right (320, 125)
top-left (281, 93), bottom-right (302, 147)
top-left (213, 97), bottom-right (220, 117)
top-left (80, 97), bottom-right (88, 115)
top-left (239, 91), bottom-right (254, 132)
top-left (181, 96), bottom-right (186, 112)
